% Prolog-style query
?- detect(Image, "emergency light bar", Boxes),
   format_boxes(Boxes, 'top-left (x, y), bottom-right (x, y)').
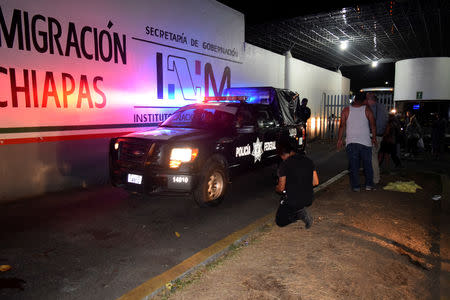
top-left (204, 96), bottom-right (248, 103)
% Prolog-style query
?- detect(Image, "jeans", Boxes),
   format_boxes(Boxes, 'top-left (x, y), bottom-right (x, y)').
top-left (346, 143), bottom-right (374, 189)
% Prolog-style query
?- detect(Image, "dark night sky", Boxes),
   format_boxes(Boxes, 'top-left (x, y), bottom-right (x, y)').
top-left (340, 63), bottom-right (396, 92)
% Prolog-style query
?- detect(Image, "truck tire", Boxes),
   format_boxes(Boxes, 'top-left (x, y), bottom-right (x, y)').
top-left (193, 161), bottom-right (228, 207)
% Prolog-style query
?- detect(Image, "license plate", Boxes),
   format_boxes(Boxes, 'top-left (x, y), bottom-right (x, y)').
top-left (127, 174), bottom-right (143, 184)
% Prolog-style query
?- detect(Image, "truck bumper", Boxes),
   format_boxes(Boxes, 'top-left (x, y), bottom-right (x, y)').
top-left (111, 168), bottom-right (198, 194)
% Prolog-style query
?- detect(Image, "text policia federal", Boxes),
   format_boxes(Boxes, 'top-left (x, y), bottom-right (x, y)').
top-left (0, 6), bottom-right (128, 109)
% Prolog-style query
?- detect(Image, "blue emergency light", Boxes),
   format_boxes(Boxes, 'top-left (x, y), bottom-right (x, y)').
top-left (203, 96), bottom-right (248, 103)
top-left (224, 87), bottom-right (273, 104)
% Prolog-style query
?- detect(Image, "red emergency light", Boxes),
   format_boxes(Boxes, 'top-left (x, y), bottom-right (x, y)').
top-left (203, 96), bottom-right (248, 103)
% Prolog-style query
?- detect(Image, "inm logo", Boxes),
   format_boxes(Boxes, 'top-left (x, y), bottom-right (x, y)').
top-left (156, 52), bottom-right (230, 101)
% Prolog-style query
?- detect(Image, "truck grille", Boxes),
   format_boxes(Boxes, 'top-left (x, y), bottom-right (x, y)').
top-left (117, 139), bottom-right (159, 168)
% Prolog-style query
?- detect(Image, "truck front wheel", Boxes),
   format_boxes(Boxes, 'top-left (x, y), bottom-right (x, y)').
top-left (193, 162), bottom-right (227, 207)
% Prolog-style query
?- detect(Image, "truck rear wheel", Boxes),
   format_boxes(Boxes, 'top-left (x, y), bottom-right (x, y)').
top-left (193, 162), bottom-right (227, 207)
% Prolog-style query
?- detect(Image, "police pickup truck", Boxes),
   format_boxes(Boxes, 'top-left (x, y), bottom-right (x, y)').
top-left (109, 87), bottom-right (304, 207)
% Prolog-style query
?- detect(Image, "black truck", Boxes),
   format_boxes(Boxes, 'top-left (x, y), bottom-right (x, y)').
top-left (109, 87), bottom-right (305, 207)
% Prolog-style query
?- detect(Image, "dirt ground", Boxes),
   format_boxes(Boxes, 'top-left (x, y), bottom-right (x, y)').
top-left (162, 170), bottom-right (449, 300)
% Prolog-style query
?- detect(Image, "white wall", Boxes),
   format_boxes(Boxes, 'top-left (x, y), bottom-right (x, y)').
top-left (234, 43), bottom-right (285, 88)
top-left (235, 46), bottom-right (350, 119)
top-left (0, 0), bottom-right (347, 143)
top-left (288, 57), bottom-right (350, 118)
top-left (394, 57), bottom-right (450, 101)
top-left (0, 0), bottom-right (350, 202)
top-left (341, 76), bottom-right (351, 95)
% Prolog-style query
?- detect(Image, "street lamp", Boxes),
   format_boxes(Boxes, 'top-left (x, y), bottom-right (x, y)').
top-left (340, 40), bottom-right (349, 50)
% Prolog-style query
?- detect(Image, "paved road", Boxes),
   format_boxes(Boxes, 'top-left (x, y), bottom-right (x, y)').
top-left (0, 141), bottom-right (347, 300)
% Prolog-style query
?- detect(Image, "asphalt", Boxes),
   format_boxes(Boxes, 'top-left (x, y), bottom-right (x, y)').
top-left (0, 141), bottom-right (347, 300)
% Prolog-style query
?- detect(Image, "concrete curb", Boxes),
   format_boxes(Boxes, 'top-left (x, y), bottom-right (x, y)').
top-left (118, 169), bottom-right (349, 300)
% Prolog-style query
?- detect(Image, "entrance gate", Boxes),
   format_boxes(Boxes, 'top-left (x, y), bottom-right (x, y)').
top-left (317, 92), bottom-right (394, 140)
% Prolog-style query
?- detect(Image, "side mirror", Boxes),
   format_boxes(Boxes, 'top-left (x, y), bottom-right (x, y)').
top-left (237, 125), bottom-right (255, 134)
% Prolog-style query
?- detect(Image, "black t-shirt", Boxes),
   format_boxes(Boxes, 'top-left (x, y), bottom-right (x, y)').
top-left (296, 105), bottom-right (311, 123)
top-left (278, 153), bottom-right (315, 209)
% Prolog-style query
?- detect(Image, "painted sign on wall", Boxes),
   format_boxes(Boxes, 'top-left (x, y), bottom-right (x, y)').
top-left (0, 0), bottom-right (244, 142)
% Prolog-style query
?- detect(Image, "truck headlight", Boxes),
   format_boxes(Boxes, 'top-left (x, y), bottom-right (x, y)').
top-left (169, 148), bottom-right (198, 168)
top-left (114, 142), bottom-right (120, 150)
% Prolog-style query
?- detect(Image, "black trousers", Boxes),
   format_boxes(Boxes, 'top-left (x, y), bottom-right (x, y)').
top-left (276, 203), bottom-right (311, 227)
top-left (407, 137), bottom-right (419, 154)
top-left (380, 142), bottom-right (401, 167)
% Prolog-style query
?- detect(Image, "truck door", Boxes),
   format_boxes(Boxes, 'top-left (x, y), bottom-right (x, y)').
top-left (230, 107), bottom-right (258, 169)
top-left (255, 107), bottom-right (279, 162)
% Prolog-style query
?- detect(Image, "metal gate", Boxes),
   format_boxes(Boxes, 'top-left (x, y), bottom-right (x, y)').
top-left (376, 92), bottom-right (394, 112)
top-left (317, 92), bottom-right (394, 140)
top-left (319, 93), bottom-right (351, 140)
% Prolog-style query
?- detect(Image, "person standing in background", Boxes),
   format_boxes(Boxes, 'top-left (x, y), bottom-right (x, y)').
top-left (296, 98), bottom-right (311, 125)
top-left (296, 97), bottom-right (311, 148)
top-left (379, 113), bottom-right (402, 168)
top-left (405, 115), bottom-right (422, 157)
top-left (337, 92), bottom-right (378, 192)
top-left (365, 92), bottom-right (387, 185)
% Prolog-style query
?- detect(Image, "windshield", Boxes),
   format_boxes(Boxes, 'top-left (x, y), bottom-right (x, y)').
top-left (161, 106), bottom-right (237, 129)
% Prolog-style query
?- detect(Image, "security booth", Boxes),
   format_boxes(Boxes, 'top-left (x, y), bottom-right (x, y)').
top-left (394, 58), bottom-right (450, 151)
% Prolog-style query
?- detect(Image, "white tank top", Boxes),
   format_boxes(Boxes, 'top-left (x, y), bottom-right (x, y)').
top-left (346, 105), bottom-right (372, 147)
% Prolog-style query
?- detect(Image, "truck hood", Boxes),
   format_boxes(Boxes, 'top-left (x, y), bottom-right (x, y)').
top-left (123, 127), bottom-right (217, 142)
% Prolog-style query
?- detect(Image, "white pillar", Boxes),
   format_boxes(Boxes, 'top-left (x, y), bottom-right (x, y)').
top-left (394, 57), bottom-right (450, 101)
top-left (284, 50), bottom-right (293, 90)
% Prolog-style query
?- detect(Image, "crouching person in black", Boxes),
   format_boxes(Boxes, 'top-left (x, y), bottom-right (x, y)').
top-left (275, 141), bottom-right (319, 229)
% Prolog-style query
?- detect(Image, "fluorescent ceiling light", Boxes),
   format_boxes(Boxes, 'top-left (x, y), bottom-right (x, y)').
top-left (371, 60), bottom-right (378, 68)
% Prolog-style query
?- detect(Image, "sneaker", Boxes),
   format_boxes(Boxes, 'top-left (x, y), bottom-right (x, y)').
top-left (365, 185), bottom-right (376, 191)
top-left (352, 187), bottom-right (361, 192)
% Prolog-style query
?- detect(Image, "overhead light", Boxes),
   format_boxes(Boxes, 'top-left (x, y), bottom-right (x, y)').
top-left (340, 40), bottom-right (349, 50)
top-left (385, 81), bottom-right (389, 85)
top-left (371, 60), bottom-right (378, 68)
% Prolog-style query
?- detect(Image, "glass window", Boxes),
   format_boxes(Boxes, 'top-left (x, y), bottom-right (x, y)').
top-left (236, 108), bottom-right (255, 128)
top-left (256, 108), bottom-right (277, 128)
